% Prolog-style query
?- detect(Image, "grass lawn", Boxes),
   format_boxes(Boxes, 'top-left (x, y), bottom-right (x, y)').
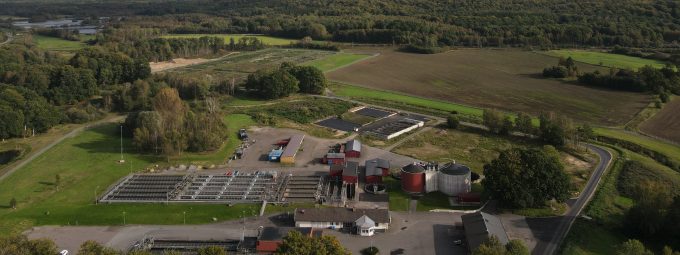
top-left (594, 127), bottom-right (680, 164)
top-left (162, 34), bottom-right (298, 46)
top-left (32, 34), bottom-right (90, 51)
top-left (303, 53), bottom-right (372, 72)
top-left (0, 114), bottom-right (269, 236)
top-left (560, 219), bottom-right (626, 255)
top-left (545, 50), bottom-right (666, 70)
top-left (512, 201), bottom-right (567, 217)
top-left (331, 83), bottom-right (484, 120)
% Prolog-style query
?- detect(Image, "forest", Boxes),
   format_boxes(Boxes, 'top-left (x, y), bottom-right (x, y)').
top-left (1, 0), bottom-right (679, 48)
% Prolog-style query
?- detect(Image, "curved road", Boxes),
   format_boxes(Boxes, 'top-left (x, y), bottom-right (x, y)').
top-left (0, 32), bottom-right (13, 46)
top-left (535, 144), bottom-right (613, 255)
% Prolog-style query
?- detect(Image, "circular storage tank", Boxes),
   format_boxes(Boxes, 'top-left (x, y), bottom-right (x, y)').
top-left (437, 163), bottom-right (472, 196)
top-left (401, 163), bottom-right (425, 193)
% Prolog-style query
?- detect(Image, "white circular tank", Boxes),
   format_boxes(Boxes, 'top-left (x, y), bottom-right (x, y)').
top-left (437, 163), bottom-right (472, 196)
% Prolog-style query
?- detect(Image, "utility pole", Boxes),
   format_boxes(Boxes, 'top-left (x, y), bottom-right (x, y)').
top-left (120, 125), bottom-right (124, 163)
top-left (123, 211), bottom-right (126, 225)
top-left (183, 211), bottom-right (186, 225)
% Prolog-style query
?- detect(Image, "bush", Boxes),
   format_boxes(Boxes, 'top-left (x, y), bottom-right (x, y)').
top-left (361, 246), bottom-right (379, 255)
top-left (399, 44), bottom-right (448, 54)
top-left (446, 115), bottom-right (460, 129)
top-left (543, 66), bottom-right (569, 78)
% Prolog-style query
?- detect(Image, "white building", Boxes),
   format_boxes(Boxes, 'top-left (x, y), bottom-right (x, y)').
top-left (294, 208), bottom-right (390, 235)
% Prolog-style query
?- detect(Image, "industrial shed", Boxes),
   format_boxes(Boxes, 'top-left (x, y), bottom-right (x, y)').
top-left (280, 134), bottom-right (304, 164)
top-left (461, 212), bottom-right (509, 251)
top-left (294, 208), bottom-right (390, 235)
top-left (344, 139), bottom-right (362, 158)
top-left (323, 152), bottom-right (346, 165)
top-left (365, 158), bottom-right (390, 183)
top-left (342, 161), bottom-right (359, 183)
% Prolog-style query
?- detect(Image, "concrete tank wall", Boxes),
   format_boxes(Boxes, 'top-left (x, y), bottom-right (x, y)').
top-left (425, 171), bottom-right (438, 193)
top-left (437, 172), bottom-right (471, 196)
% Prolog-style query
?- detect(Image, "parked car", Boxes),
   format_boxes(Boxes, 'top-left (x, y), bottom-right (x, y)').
top-left (454, 240), bottom-right (463, 245)
top-left (238, 129), bottom-right (248, 140)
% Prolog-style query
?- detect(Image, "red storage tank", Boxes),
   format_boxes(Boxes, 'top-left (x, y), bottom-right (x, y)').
top-left (401, 163), bottom-right (425, 193)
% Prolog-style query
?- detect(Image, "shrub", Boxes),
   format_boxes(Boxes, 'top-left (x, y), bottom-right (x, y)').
top-left (543, 66), bottom-right (568, 78)
top-left (361, 246), bottom-right (379, 255)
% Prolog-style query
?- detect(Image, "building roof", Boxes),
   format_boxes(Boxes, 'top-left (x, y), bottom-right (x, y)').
top-left (326, 152), bottom-right (346, 159)
top-left (365, 158), bottom-right (390, 176)
top-left (330, 164), bottom-right (344, 172)
top-left (461, 212), bottom-right (509, 251)
top-left (268, 149), bottom-right (283, 157)
top-left (440, 163), bottom-right (471, 175)
top-left (343, 161), bottom-right (359, 176)
top-left (345, 139), bottom-right (362, 152)
top-left (355, 215), bottom-right (375, 228)
top-left (282, 135), bottom-right (305, 158)
top-left (294, 208), bottom-right (390, 224)
top-left (402, 163), bottom-right (425, 173)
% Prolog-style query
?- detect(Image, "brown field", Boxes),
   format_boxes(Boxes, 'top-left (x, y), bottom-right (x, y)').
top-left (328, 48), bottom-right (652, 125)
top-left (150, 57), bottom-right (211, 73)
top-left (640, 97), bottom-right (680, 144)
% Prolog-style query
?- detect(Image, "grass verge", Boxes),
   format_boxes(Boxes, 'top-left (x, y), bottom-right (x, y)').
top-left (544, 50), bottom-right (666, 70)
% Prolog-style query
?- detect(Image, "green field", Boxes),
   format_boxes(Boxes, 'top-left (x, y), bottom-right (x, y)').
top-left (0, 114), bottom-right (291, 235)
top-left (31, 34), bottom-right (92, 51)
top-left (546, 50), bottom-right (666, 70)
top-left (303, 53), bottom-right (372, 72)
top-left (171, 48), bottom-right (333, 80)
top-left (594, 127), bottom-right (680, 165)
top-left (331, 83), bottom-right (484, 119)
top-left (162, 34), bottom-right (298, 46)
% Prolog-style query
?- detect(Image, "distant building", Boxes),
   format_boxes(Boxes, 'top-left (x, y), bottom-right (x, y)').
top-left (294, 208), bottom-right (390, 236)
top-left (365, 158), bottom-right (390, 183)
top-left (461, 212), bottom-right (509, 251)
top-left (342, 161), bottom-right (359, 183)
top-left (280, 135), bottom-right (304, 164)
top-left (344, 139), bottom-right (362, 158)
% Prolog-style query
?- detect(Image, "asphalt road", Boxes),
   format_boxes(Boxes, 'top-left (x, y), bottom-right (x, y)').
top-left (534, 144), bottom-right (612, 255)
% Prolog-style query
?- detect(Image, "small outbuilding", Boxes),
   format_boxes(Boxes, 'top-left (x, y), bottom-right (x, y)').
top-left (365, 158), bottom-right (390, 183)
top-left (342, 161), bottom-right (359, 184)
top-left (323, 152), bottom-right (346, 165)
top-left (280, 135), bottom-right (305, 164)
top-left (461, 212), bottom-right (509, 251)
top-left (268, 148), bottom-right (283, 162)
top-left (344, 139), bottom-right (362, 158)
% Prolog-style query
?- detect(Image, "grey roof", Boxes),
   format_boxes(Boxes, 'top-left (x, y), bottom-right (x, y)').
top-left (294, 208), bottom-right (390, 224)
top-left (326, 152), bottom-right (346, 159)
top-left (461, 212), bottom-right (509, 251)
top-left (345, 139), bottom-right (361, 152)
top-left (401, 163), bottom-right (425, 173)
top-left (282, 135), bottom-right (305, 158)
top-left (355, 215), bottom-right (375, 228)
top-left (440, 163), bottom-right (471, 175)
top-left (365, 158), bottom-right (390, 176)
top-left (343, 161), bottom-right (359, 176)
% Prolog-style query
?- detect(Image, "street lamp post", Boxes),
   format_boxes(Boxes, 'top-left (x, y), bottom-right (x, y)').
top-left (94, 185), bottom-right (100, 204)
top-left (183, 211), bottom-right (186, 225)
top-left (123, 211), bottom-right (126, 225)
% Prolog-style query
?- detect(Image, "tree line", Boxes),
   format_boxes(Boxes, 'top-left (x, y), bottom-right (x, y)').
top-left (3, 0), bottom-right (680, 48)
top-left (245, 62), bottom-right (327, 99)
top-left (577, 65), bottom-right (680, 97)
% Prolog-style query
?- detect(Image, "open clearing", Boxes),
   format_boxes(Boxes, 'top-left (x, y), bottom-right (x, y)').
top-left (328, 48), bottom-right (651, 126)
top-left (303, 52), bottom-right (373, 72)
top-left (0, 114), bottom-right (292, 236)
top-left (640, 97), bottom-right (680, 144)
top-left (31, 34), bottom-right (92, 51)
top-left (169, 48), bottom-right (334, 80)
top-left (150, 57), bottom-right (211, 73)
top-left (162, 34), bottom-right (298, 46)
top-left (545, 49), bottom-right (666, 70)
